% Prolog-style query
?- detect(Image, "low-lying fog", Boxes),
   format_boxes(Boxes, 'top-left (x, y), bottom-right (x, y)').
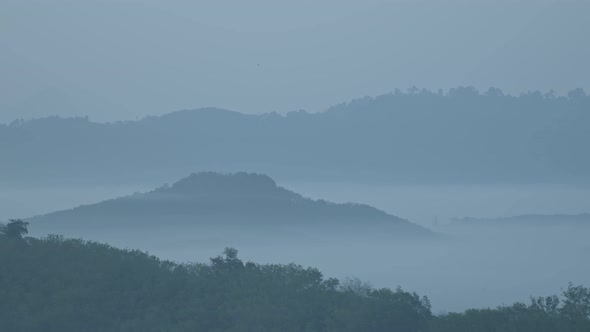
top-left (4, 182), bottom-right (590, 313)
top-left (283, 182), bottom-right (590, 227)
top-left (6, 182), bottom-right (590, 226)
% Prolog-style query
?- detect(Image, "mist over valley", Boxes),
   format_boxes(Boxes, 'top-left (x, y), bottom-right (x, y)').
top-left (2, 1), bottom-right (590, 330)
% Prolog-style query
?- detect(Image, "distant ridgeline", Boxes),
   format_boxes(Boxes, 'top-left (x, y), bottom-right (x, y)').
top-left (2, 87), bottom-right (589, 184)
top-left (27, 172), bottom-right (432, 238)
top-left (452, 213), bottom-right (590, 226)
top-left (1, 228), bottom-right (589, 332)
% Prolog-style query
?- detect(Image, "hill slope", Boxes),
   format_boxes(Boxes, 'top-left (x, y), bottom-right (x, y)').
top-left (2, 88), bottom-right (590, 185)
top-left (28, 172), bottom-right (432, 240)
top-left (0, 235), bottom-right (432, 332)
top-left (1, 233), bottom-right (588, 332)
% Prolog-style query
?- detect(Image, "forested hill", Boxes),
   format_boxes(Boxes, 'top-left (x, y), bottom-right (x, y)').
top-left (1, 227), bottom-right (589, 332)
top-left (27, 172), bottom-right (430, 237)
top-left (2, 87), bottom-right (589, 185)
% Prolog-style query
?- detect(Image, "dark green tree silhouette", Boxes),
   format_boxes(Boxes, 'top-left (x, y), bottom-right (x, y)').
top-left (1, 219), bottom-right (29, 239)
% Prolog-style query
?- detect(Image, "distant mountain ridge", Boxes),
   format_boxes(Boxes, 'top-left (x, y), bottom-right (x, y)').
top-left (28, 172), bottom-right (432, 238)
top-left (452, 213), bottom-right (590, 225)
top-left (2, 87), bottom-right (589, 185)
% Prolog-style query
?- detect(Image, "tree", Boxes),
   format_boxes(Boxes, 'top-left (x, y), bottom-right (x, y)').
top-left (1, 219), bottom-right (29, 239)
top-left (561, 283), bottom-right (590, 320)
top-left (568, 88), bottom-right (586, 100)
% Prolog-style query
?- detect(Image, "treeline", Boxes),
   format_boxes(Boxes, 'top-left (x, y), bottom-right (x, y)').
top-left (2, 87), bottom-right (589, 185)
top-left (1, 221), bottom-right (589, 332)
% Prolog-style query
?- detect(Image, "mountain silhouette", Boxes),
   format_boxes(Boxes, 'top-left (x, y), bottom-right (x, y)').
top-left (3, 88), bottom-right (589, 185)
top-left (451, 213), bottom-right (590, 226)
top-left (28, 172), bottom-right (433, 240)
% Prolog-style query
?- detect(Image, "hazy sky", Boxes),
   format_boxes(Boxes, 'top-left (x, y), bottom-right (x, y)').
top-left (1, 0), bottom-right (589, 123)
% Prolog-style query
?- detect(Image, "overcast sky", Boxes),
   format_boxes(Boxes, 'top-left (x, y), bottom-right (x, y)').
top-left (1, 0), bottom-right (589, 123)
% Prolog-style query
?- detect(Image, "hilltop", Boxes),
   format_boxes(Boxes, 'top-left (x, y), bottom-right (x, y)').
top-left (28, 172), bottom-right (432, 239)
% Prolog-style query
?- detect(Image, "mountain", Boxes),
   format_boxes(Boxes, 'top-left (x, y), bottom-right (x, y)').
top-left (451, 213), bottom-right (590, 226)
top-left (28, 172), bottom-right (432, 240)
top-left (2, 88), bottom-right (590, 185)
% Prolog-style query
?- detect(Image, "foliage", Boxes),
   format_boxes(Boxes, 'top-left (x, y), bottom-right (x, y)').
top-left (1, 231), bottom-right (588, 332)
top-left (0, 219), bottom-right (29, 239)
top-left (0, 236), bottom-right (431, 332)
top-left (431, 284), bottom-right (590, 332)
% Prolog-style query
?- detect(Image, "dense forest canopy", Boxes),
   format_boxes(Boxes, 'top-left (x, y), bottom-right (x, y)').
top-left (1, 87), bottom-right (589, 185)
top-left (1, 221), bottom-right (589, 332)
